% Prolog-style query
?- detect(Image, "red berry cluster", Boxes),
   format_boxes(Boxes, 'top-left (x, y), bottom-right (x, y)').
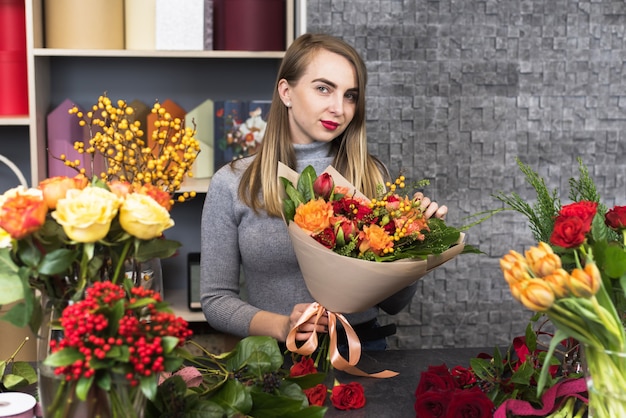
top-left (50, 281), bottom-right (192, 386)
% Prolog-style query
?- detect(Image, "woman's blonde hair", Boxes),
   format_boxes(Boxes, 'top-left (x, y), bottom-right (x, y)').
top-left (238, 33), bottom-right (387, 217)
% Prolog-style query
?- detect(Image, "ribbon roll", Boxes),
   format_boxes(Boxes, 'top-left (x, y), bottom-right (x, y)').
top-left (0, 392), bottom-right (36, 418)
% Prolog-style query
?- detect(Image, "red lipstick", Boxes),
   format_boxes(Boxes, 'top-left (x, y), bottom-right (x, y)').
top-left (321, 120), bottom-right (339, 130)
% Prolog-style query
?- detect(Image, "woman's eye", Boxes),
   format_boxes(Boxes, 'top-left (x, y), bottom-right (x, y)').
top-left (345, 93), bottom-right (357, 103)
top-left (317, 85), bottom-right (330, 93)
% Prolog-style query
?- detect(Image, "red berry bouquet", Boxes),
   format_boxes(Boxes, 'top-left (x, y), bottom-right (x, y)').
top-left (41, 280), bottom-right (192, 418)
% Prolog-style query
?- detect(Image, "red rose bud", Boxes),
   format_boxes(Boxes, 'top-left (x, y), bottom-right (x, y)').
top-left (313, 173), bottom-right (334, 200)
top-left (290, 357), bottom-right (318, 377)
top-left (605, 205), bottom-right (626, 231)
top-left (334, 219), bottom-right (358, 247)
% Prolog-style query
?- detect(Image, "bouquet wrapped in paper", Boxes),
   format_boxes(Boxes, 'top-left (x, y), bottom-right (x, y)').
top-left (279, 162), bottom-right (477, 376)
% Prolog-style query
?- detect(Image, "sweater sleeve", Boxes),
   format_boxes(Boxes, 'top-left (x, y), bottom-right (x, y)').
top-left (199, 164), bottom-right (260, 337)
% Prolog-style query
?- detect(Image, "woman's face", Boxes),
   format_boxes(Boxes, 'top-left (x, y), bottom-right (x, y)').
top-left (279, 49), bottom-right (359, 145)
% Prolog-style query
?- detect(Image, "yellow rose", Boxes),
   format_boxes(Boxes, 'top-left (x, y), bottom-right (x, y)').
top-left (119, 193), bottom-right (174, 240)
top-left (52, 187), bottom-right (121, 243)
top-left (0, 227), bottom-right (12, 248)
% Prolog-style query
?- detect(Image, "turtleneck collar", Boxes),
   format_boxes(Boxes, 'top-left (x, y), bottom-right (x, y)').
top-left (293, 142), bottom-right (334, 173)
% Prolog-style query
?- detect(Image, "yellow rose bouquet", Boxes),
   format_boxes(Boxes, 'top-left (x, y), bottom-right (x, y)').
top-left (0, 93), bottom-right (200, 333)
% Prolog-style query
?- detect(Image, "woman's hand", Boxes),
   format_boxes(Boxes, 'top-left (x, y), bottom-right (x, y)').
top-left (413, 192), bottom-right (448, 220)
top-left (289, 303), bottom-right (328, 341)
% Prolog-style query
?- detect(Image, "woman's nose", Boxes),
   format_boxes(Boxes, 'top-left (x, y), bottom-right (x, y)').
top-left (328, 94), bottom-right (344, 115)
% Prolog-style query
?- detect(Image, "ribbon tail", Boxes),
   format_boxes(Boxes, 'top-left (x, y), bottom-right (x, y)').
top-left (328, 312), bottom-right (398, 379)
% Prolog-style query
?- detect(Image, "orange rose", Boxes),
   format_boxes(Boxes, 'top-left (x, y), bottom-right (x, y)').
top-left (0, 193), bottom-right (48, 239)
top-left (294, 198), bottom-right (333, 235)
top-left (39, 175), bottom-right (88, 209)
top-left (137, 183), bottom-right (172, 211)
top-left (107, 180), bottom-right (134, 199)
top-left (359, 224), bottom-right (393, 256)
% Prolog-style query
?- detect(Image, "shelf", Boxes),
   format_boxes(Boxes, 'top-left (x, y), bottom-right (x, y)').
top-left (179, 177), bottom-right (210, 194)
top-left (0, 116), bottom-right (30, 126)
top-left (164, 287), bottom-right (207, 323)
top-left (33, 48), bottom-right (286, 59)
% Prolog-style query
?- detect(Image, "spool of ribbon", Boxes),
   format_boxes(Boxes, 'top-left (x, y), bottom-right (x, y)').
top-left (286, 302), bottom-right (398, 378)
top-left (0, 392), bottom-right (36, 418)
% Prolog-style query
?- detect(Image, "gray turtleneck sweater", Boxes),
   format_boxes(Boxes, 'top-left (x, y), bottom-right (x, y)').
top-left (200, 141), bottom-right (415, 338)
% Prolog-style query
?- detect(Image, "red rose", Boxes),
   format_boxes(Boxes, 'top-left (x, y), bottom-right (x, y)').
top-left (445, 387), bottom-right (494, 418)
top-left (415, 365), bottom-right (456, 396)
top-left (450, 366), bottom-right (476, 388)
top-left (550, 215), bottom-right (588, 248)
top-left (304, 383), bottom-right (327, 406)
top-left (559, 201), bottom-right (597, 229)
top-left (605, 205), bottom-right (626, 230)
top-left (414, 390), bottom-right (450, 418)
top-left (330, 382), bottom-right (366, 410)
top-left (289, 357), bottom-right (317, 377)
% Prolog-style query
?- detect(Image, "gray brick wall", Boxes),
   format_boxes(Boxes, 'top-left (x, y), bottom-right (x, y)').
top-left (307, 0), bottom-right (626, 349)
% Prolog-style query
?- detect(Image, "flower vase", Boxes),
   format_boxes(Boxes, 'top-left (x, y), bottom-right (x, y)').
top-left (583, 345), bottom-right (626, 418)
top-left (37, 296), bottom-right (149, 418)
top-left (125, 257), bottom-right (163, 296)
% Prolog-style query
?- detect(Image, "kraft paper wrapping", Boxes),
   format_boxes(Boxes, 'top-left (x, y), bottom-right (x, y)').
top-left (278, 162), bottom-right (465, 314)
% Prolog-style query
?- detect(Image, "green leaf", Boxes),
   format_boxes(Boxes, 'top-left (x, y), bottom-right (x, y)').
top-left (211, 378), bottom-right (253, 416)
top-left (160, 336), bottom-right (181, 354)
top-left (249, 389), bottom-right (308, 418)
top-left (43, 348), bottom-right (83, 367)
top-left (37, 248), bottom-right (77, 275)
top-left (227, 336), bottom-right (283, 373)
top-left (2, 374), bottom-right (29, 389)
top-left (0, 250), bottom-right (26, 304)
top-left (603, 245), bottom-right (626, 278)
top-left (297, 165), bottom-right (317, 203)
top-left (11, 361), bottom-right (37, 384)
top-left (510, 361), bottom-right (535, 385)
top-left (140, 375), bottom-right (158, 401)
top-left (135, 239), bottom-right (181, 261)
top-left (76, 375), bottom-right (94, 401)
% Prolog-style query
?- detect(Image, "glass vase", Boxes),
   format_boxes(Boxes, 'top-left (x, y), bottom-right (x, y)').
top-left (37, 296), bottom-right (148, 418)
top-left (583, 344), bottom-right (626, 418)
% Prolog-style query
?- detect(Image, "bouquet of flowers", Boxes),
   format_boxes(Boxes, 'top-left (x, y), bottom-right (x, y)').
top-left (495, 158), bottom-right (626, 417)
top-left (0, 94), bottom-right (200, 332)
top-left (279, 163), bottom-right (480, 376)
top-left (42, 280), bottom-right (192, 418)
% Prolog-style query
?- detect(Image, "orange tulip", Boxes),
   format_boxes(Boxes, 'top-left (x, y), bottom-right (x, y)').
top-left (568, 263), bottom-right (601, 298)
top-left (543, 268), bottom-right (570, 298)
top-left (500, 250), bottom-right (531, 285)
top-left (525, 242), bottom-right (562, 277)
top-left (519, 279), bottom-right (555, 312)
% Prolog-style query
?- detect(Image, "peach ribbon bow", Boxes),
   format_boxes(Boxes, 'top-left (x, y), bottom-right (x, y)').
top-left (285, 302), bottom-right (398, 378)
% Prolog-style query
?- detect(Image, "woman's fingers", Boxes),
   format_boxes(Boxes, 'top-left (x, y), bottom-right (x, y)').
top-left (414, 192), bottom-right (447, 220)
